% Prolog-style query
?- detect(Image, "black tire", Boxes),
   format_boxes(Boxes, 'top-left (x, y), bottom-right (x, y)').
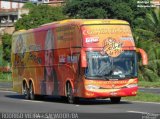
top-left (61, 96), bottom-right (67, 100)
top-left (110, 97), bottom-right (121, 104)
top-left (29, 83), bottom-right (35, 100)
top-left (67, 83), bottom-right (75, 104)
top-left (60, 96), bottom-right (67, 103)
top-left (22, 83), bottom-right (30, 100)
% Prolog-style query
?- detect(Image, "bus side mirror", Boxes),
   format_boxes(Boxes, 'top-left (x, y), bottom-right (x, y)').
top-left (81, 49), bottom-right (87, 67)
top-left (136, 48), bottom-right (148, 65)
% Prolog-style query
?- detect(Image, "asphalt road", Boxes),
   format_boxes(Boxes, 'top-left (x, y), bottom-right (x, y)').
top-left (0, 82), bottom-right (12, 90)
top-left (0, 90), bottom-right (160, 119)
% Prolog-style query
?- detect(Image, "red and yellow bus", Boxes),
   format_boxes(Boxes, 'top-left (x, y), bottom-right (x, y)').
top-left (11, 19), bottom-right (148, 103)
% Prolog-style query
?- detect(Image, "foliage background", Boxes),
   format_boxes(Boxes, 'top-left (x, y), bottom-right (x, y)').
top-left (15, 4), bottom-right (67, 30)
top-left (63, 0), bottom-right (160, 82)
top-left (1, 1), bottom-right (160, 82)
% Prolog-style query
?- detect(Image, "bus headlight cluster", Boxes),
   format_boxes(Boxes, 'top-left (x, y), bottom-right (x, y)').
top-left (126, 84), bottom-right (137, 88)
top-left (86, 85), bottom-right (100, 90)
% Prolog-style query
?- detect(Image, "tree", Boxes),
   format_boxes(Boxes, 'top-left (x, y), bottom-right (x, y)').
top-left (22, 2), bottom-right (36, 9)
top-left (64, 0), bottom-right (150, 26)
top-left (134, 9), bottom-right (160, 82)
top-left (15, 4), bottom-right (67, 31)
top-left (64, 0), bottom-right (113, 19)
top-left (134, 9), bottom-right (160, 41)
top-left (1, 33), bottom-right (12, 63)
top-left (135, 37), bottom-right (160, 82)
top-left (78, 8), bottom-right (107, 19)
top-left (112, 3), bottom-right (134, 23)
top-left (145, 9), bottom-right (160, 41)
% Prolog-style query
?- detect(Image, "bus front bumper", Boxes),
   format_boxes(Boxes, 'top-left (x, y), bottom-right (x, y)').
top-left (83, 87), bottom-right (138, 99)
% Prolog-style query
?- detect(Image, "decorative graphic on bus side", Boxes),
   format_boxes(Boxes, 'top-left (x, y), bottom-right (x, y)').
top-left (15, 34), bottom-right (26, 54)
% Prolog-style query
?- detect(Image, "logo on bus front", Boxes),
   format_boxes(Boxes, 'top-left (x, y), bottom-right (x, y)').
top-left (101, 38), bottom-right (123, 57)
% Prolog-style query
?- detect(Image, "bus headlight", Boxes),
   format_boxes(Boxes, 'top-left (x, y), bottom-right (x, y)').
top-left (86, 85), bottom-right (100, 90)
top-left (126, 84), bottom-right (137, 88)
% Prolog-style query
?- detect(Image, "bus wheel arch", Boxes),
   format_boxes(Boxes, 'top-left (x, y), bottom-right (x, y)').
top-left (22, 79), bottom-right (29, 100)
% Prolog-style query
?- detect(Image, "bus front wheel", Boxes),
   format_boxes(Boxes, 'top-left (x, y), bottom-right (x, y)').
top-left (110, 97), bottom-right (121, 103)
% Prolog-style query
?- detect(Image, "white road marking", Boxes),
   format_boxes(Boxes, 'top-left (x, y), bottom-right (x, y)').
top-left (127, 111), bottom-right (148, 114)
top-left (22, 100), bottom-right (43, 103)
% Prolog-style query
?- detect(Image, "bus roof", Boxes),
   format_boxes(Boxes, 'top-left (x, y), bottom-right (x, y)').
top-left (41, 19), bottom-right (129, 27)
top-left (13, 19), bottom-right (129, 35)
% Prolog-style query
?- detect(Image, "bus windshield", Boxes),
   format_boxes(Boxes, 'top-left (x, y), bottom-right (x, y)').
top-left (85, 51), bottom-right (137, 79)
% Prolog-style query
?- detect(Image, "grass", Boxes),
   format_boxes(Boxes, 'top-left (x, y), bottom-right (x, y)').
top-left (123, 91), bottom-right (160, 102)
top-left (124, 81), bottom-right (160, 102)
top-left (138, 81), bottom-right (160, 88)
top-left (0, 72), bottom-right (12, 82)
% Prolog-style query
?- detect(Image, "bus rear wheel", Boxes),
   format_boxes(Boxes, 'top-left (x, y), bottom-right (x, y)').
top-left (29, 83), bottom-right (35, 100)
top-left (110, 97), bottom-right (121, 103)
top-left (22, 83), bottom-right (29, 100)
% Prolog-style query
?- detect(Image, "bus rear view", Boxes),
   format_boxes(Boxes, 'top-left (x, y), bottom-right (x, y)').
top-left (79, 22), bottom-right (147, 103)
